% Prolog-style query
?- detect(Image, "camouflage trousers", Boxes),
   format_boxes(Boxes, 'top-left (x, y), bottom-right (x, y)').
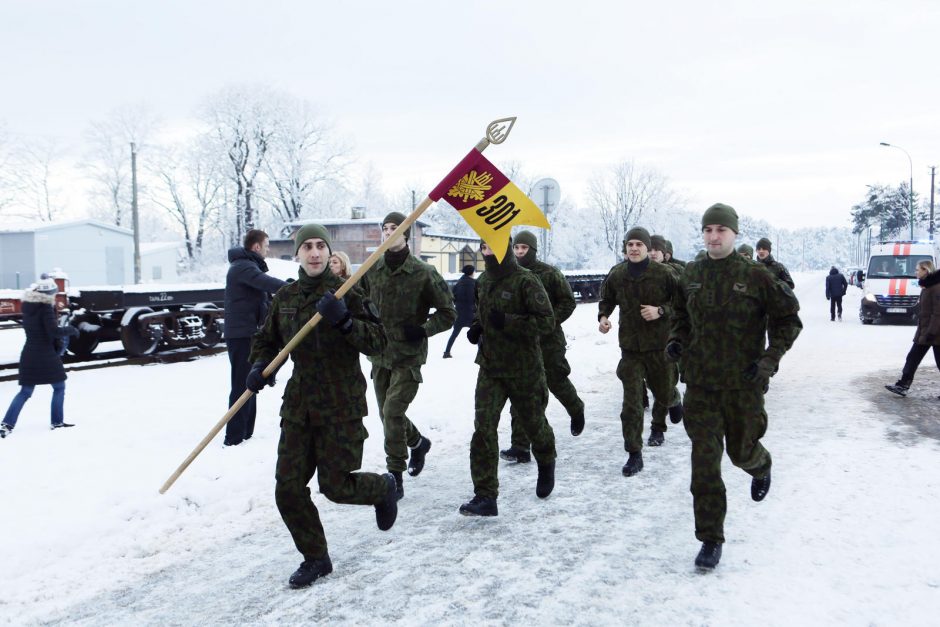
top-left (617, 350), bottom-right (676, 452)
top-left (509, 344), bottom-right (584, 450)
top-left (275, 418), bottom-right (388, 560)
top-left (471, 370), bottom-right (556, 499)
top-left (682, 385), bottom-right (772, 544)
top-left (372, 365), bottom-right (424, 473)
top-left (649, 363), bottom-right (682, 433)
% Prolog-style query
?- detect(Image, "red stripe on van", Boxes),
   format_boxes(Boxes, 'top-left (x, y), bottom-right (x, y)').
top-left (893, 243), bottom-right (901, 255)
top-left (902, 244), bottom-right (911, 255)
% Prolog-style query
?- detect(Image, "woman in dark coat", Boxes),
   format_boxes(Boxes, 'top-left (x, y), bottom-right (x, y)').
top-left (885, 260), bottom-right (940, 396)
top-left (0, 279), bottom-right (79, 437)
top-left (443, 264), bottom-right (477, 358)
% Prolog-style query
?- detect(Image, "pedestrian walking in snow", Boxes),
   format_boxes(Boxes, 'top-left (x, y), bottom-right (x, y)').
top-left (825, 266), bottom-right (848, 321)
top-left (443, 264), bottom-right (477, 358)
top-left (459, 240), bottom-right (557, 516)
top-left (885, 260), bottom-right (940, 397)
top-left (222, 229), bottom-right (286, 447)
top-left (1, 279), bottom-right (80, 438)
top-left (598, 227), bottom-right (681, 475)
top-left (669, 203), bottom-right (802, 570)
top-left (248, 224), bottom-right (398, 589)
top-left (500, 229), bottom-right (585, 464)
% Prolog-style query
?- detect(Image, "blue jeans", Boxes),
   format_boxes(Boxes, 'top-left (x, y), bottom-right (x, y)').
top-left (2, 381), bottom-right (66, 427)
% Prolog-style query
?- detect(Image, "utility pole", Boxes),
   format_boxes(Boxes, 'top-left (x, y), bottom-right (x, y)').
top-left (130, 142), bottom-right (141, 284)
top-left (930, 166), bottom-right (936, 239)
top-left (411, 189), bottom-right (416, 211)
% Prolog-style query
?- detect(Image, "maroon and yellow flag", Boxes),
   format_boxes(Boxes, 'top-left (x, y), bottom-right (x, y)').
top-left (430, 149), bottom-right (550, 262)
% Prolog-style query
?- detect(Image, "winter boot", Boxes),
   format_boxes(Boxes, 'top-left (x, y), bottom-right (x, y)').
top-left (374, 473), bottom-right (399, 531)
top-left (885, 380), bottom-right (910, 397)
top-left (459, 495), bottom-right (498, 517)
top-left (647, 429), bottom-right (664, 447)
top-left (668, 403), bottom-right (684, 424)
top-left (570, 411), bottom-right (585, 436)
top-left (391, 471), bottom-right (404, 501)
top-left (499, 446), bottom-right (532, 464)
top-left (695, 542), bottom-right (722, 570)
top-left (407, 436), bottom-right (432, 476)
top-left (536, 461), bottom-right (555, 498)
top-left (288, 554), bottom-right (333, 589)
top-left (50, 422), bottom-right (75, 430)
top-left (443, 352), bottom-right (452, 358)
top-left (0, 423), bottom-right (12, 439)
top-left (621, 451), bottom-right (644, 477)
top-left (751, 470), bottom-right (771, 502)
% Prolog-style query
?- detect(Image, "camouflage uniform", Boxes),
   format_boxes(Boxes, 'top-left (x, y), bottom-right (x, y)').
top-left (366, 253), bottom-right (456, 473)
top-left (758, 254), bottom-right (795, 289)
top-left (670, 253), bottom-right (802, 544)
top-left (508, 258), bottom-right (584, 450)
top-left (471, 258), bottom-right (556, 498)
top-left (599, 259), bottom-right (680, 451)
top-left (250, 269), bottom-right (389, 561)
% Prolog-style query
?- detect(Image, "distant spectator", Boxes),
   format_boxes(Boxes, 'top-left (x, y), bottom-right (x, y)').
top-left (825, 266), bottom-right (848, 321)
top-left (1, 279), bottom-right (80, 438)
top-left (737, 243), bottom-right (754, 260)
top-left (330, 251), bottom-right (352, 281)
top-left (223, 229), bottom-right (287, 447)
top-left (885, 260), bottom-right (940, 397)
top-left (443, 265), bottom-right (476, 358)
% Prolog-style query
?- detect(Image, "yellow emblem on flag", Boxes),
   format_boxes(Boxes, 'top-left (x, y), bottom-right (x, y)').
top-left (448, 170), bottom-right (494, 203)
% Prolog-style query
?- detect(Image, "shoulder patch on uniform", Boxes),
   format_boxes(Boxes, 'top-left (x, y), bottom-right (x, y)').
top-left (501, 290), bottom-right (513, 300)
top-left (534, 290), bottom-right (548, 305)
top-left (733, 283), bottom-right (748, 293)
top-left (280, 307), bottom-right (297, 315)
top-left (687, 282), bottom-right (702, 292)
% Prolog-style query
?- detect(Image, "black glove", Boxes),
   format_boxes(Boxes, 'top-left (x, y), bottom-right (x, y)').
top-left (467, 322), bottom-right (483, 345)
top-left (488, 310), bottom-right (506, 330)
top-left (402, 323), bottom-right (427, 342)
top-left (743, 356), bottom-right (777, 389)
top-left (665, 341), bottom-right (683, 362)
top-left (316, 290), bottom-right (352, 332)
top-left (64, 325), bottom-right (80, 338)
top-left (246, 361), bottom-right (275, 393)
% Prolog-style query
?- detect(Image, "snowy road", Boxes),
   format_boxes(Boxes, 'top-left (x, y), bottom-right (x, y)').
top-left (0, 272), bottom-right (937, 625)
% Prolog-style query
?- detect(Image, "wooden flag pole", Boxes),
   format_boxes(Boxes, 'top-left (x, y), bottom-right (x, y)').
top-left (159, 116), bottom-right (516, 494)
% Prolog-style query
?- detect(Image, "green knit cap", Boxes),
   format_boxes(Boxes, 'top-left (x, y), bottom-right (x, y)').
top-left (649, 234), bottom-right (667, 252)
top-left (701, 203), bottom-right (739, 233)
top-left (382, 211), bottom-right (410, 241)
top-left (756, 237), bottom-right (772, 252)
top-left (294, 223), bottom-right (332, 255)
top-left (664, 240), bottom-right (674, 256)
top-left (514, 229), bottom-right (538, 251)
top-left (737, 243), bottom-right (754, 258)
top-left (624, 226), bottom-right (652, 249)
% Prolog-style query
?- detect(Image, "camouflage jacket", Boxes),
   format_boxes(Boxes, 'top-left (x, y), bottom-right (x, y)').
top-left (598, 260), bottom-right (680, 352)
top-left (759, 254), bottom-right (795, 289)
top-left (250, 270), bottom-right (387, 425)
top-left (670, 253), bottom-right (802, 391)
top-left (366, 254), bottom-right (456, 369)
top-left (667, 259), bottom-right (686, 275)
top-left (522, 259), bottom-right (576, 351)
top-left (474, 265), bottom-right (555, 378)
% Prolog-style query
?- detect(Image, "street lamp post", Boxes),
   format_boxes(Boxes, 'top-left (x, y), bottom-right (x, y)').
top-left (880, 142), bottom-right (914, 240)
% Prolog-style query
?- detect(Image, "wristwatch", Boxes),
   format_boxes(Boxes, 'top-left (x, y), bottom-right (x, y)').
top-left (657, 306), bottom-right (664, 317)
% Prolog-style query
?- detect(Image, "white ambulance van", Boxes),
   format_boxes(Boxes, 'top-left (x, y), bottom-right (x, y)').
top-left (860, 240), bottom-right (937, 324)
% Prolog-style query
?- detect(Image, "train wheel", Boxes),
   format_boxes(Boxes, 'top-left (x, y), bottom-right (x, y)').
top-left (120, 307), bottom-right (160, 356)
top-left (195, 303), bottom-right (222, 349)
top-left (67, 331), bottom-right (99, 356)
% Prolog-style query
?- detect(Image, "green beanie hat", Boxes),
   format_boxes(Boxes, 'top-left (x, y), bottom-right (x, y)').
top-left (649, 234), bottom-right (667, 252)
top-left (701, 203), bottom-right (739, 233)
top-left (737, 243), bottom-right (754, 258)
top-left (294, 223), bottom-right (332, 255)
top-left (382, 211), bottom-right (410, 241)
top-left (624, 226), bottom-right (652, 250)
top-left (664, 239), bottom-right (674, 256)
top-left (756, 237), bottom-right (772, 252)
top-left (695, 249), bottom-right (707, 261)
top-left (514, 230), bottom-right (538, 251)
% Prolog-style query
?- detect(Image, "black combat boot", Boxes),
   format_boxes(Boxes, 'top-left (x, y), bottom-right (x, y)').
top-left (499, 446), bottom-right (531, 463)
top-left (647, 429), bottom-right (664, 447)
top-left (0, 423), bottom-right (12, 438)
top-left (374, 473), bottom-right (398, 531)
top-left (751, 469), bottom-right (771, 501)
top-left (50, 422), bottom-right (75, 430)
top-left (695, 542), bottom-right (722, 570)
top-left (459, 495), bottom-right (498, 516)
top-left (621, 451), bottom-right (643, 476)
top-left (391, 471), bottom-right (404, 501)
top-left (536, 461), bottom-right (555, 498)
top-left (288, 554), bottom-right (333, 589)
top-left (668, 403), bottom-right (684, 424)
top-left (407, 436), bottom-right (432, 476)
top-left (570, 411), bottom-right (585, 436)
top-left (885, 380), bottom-right (910, 397)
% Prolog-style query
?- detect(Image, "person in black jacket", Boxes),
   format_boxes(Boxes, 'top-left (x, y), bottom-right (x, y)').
top-left (825, 266), bottom-right (848, 321)
top-left (223, 229), bottom-right (287, 446)
top-left (1, 279), bottom-right (79, 438)
top-left (443, 265), bottom-right (476, 358)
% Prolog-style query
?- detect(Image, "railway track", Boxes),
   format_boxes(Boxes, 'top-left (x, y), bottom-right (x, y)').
top-left (0, 345), bottom-right (227, 383)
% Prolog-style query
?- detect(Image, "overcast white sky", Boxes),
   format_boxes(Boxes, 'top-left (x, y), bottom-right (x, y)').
top-left (2, 0), bottom-right (939, 229)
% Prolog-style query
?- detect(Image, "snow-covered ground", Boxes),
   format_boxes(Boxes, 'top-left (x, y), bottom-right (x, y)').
top-left (0, 271), bottom-right (937, 625)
